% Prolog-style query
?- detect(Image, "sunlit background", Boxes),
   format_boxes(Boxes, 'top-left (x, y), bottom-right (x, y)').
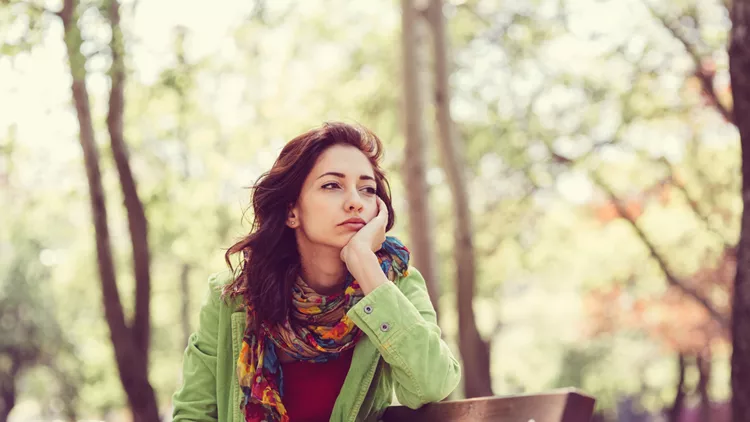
top-left (0, 0), bottom-right (738, 421)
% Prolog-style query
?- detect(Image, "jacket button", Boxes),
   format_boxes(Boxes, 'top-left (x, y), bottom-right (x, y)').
top-left (380, 322), bottom-right (390, 332)
top-left (364, 305), bottom-right (373, 314)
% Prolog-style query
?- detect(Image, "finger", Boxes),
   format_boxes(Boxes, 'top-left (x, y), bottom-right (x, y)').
top-left (377, 197), bottom-right (388, 220)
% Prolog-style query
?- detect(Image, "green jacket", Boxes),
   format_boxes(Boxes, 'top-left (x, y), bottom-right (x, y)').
top-left (172, 267), bottom-right (461, 422)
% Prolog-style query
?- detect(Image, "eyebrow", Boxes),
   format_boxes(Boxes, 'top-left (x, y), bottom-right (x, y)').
top-left (316, 172), bottom-right (376, 182)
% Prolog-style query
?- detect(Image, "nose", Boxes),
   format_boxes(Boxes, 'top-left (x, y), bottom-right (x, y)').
top-left (344, 189), bottom-right (364, 213)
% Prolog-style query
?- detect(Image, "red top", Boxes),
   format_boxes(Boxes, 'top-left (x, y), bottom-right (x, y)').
top-left (281, 348), bottom-right (355, 422)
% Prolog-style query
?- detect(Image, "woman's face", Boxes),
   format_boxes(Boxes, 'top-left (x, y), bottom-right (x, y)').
top-left (289, 144), bottom-right (379, 250)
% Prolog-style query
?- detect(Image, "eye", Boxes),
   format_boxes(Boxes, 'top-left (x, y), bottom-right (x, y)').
top-left (362, 186), bottom-right (377, 195)
top-left (322, 182), bottom-right (340, 190)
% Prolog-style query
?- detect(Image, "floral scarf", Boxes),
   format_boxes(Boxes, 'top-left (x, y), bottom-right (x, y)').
top-left (237, 236), bottom-right (410, 422)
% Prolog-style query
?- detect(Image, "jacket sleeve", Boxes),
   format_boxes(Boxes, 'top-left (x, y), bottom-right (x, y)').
top-left (172, 274), bottom-right (221, 422)
top-left (347, 266), bottom-right (462, 409)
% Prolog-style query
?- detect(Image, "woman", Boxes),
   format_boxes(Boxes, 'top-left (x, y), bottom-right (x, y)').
top-left (172, 122), bottom-right (461, 422)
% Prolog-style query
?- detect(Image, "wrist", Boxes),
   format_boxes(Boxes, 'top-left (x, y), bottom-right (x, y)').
top-left (350, 241), bottom-right (374, 259)
top-left (351, 250), bottom-right (385, 295)
top-left (345, 243), bottom-right (373, 274)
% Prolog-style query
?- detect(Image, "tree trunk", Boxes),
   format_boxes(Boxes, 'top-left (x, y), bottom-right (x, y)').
top-left (47, 359), bottom-right (80, 422)
top-left (181, 263), bottom-right (192, 349)
top-left (59, 378), bottom-right (79, 422)
top-left (106, 0), bottom-right (152, 365)
top-left (697, 349), bottom-right (712, 422)
top-left (400, 0), bottom-right (441, 317)
top-left (668, 353), bottom-right (686, 422)
top-left (175, 31), bottom-right (193, 353)
top-left (0, 388), bottom-right (14, 422)
top-left (0, 361), bottom-right (19, 422)
top-left (60, 1), bottom-right (159, 420)
top-left (425, 0), bottom-right (493, 398)
top-left (730, 1), bottom-right (750, 421)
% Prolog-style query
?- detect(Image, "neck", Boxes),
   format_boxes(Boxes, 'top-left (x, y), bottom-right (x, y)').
top-left (296, 238), bottom-right (347, 296)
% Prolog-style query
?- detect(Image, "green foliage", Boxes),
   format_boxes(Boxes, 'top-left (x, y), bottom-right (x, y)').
top-left (0, 210), bottom-right (83, 420)
top-left (0, 1), bottom-right (47, 58)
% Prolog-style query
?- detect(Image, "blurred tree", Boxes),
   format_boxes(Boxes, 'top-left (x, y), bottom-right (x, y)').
top-left (400, 0), bottom-right (441, 317)
top-left (446, 0), bottom-right (739, 412)
top-left (730, 0), bottom-right (750, 420)
top-left (426, 0), bottom-right (493, 398)
top-left (0, 234), bottom-right (81, 422)
top-left (1, 239), bottom-right (48, 422)
top-left (668, 353), bottom-right (687, 422)
top-left (59, 0), bottom-right (158, 420)
top-left (172, 26), bottom-right (194, 352)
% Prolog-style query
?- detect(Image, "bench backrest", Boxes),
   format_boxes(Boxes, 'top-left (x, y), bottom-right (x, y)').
top-left (383, 389), bottom-right (596, 422)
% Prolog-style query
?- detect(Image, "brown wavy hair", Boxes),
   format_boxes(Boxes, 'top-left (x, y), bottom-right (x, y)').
top-left (222, 122), bottom-right (396, 327)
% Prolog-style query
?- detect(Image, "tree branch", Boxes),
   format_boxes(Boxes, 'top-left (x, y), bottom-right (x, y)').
top-left (640, 0), bottom-right (734, 124)
top-left (426, 0), bottom-right (493, 397)
top-left (401, 0), bottom-right (442, 319)
top-left (60, 0), bottom-right (133, 358)
top-left (658, 157), bottom-right (733, 249)
top-left (590, 171), bottom-right (730, 330)
top-left (105, 0), bottom-right (151, 364)
top-left (668, 353), bottom-right (686, 422)
top-left (61, 2), bottom-right (159, 419)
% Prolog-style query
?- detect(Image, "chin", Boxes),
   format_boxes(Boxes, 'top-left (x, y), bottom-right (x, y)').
top-left (336, 233), bottom-right (356, 248)
top-left (308, 233), bottom-right (352, 250)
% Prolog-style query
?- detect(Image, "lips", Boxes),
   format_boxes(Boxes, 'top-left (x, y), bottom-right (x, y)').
top-left (340, 217), bottom-right (365, 225)
top-left (339, 218), bottom-right (366, 230)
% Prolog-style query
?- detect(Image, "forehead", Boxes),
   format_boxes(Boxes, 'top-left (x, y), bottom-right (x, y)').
top-left (310, 144), bottom-right (375, 177)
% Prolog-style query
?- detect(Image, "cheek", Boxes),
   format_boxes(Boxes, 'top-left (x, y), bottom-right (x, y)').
top-left (365, 198), bottom-right (378, 219)
top-left (312, 195), bottom-right (337, 213)
top-left (300, 195), bottom-right (336, 224)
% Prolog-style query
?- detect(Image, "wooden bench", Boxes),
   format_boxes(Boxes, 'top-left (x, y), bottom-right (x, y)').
top-left (383, 389), bottom-right (596, 422)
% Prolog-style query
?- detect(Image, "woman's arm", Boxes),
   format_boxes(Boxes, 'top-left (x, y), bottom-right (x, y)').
top-left (340, 198), bottom-right (461, 407)
top-left (347, 266), bottom-right (462, 409)
top-left (172, 274), bottom-right (221, 422)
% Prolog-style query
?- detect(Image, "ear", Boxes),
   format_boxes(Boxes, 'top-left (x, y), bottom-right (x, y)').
top-left (286, 204), bottom-right (299, 228)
